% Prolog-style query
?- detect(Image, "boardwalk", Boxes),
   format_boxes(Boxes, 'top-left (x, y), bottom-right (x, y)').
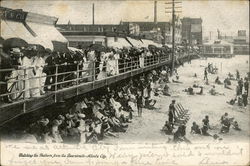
top-left (0, 53), bottom-right (193, 126)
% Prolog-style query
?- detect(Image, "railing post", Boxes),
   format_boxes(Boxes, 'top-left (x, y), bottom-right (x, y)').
top-left (54, 65), bottom-right (58, 102)
top-left (93, 61), bottom-right (95, 81)
top-left (92, 61), bottom-right (95, 89)
top-left (23, 68), bottom-right (27, 100)
top-left (76, 63), bottom-right (79, 95)
top-left (130, 58), bottom-right (132, 71)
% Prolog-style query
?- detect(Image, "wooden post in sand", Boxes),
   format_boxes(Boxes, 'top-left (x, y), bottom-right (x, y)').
top-left (221, 62), bottom-right (222, 73)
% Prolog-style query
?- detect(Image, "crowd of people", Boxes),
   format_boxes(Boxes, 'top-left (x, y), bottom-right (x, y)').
top-left (13, 66), bottom-right (176, 143)
top-left (160, 59), bottom-right (249, 144)
top-left (1, 41), bottom-right (190, 104)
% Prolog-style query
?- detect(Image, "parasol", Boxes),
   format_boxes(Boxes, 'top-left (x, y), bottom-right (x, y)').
top-left (148, 44), bottom-right (158, 50)
top-left (88, 44), bottom-right (106, 52)
top-left (3, 38), bottom-right (28, 49)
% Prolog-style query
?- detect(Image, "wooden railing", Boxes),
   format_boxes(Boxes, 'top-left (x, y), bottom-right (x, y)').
top-left (0, 52), bottom-right (192, 126)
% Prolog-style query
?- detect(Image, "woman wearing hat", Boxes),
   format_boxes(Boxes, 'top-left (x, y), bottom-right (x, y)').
top-left (33, 50), bottom-right (46, 96)
top-left (8, 48), bottom-right (25, 99)
top-left (50, 119), bottom-right (63, 143)
top-left (20, 48), bottom-right (35, 99)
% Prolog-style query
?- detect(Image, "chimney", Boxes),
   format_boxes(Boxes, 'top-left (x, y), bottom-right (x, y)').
top-left (154, 1), bottom-right (157, 24)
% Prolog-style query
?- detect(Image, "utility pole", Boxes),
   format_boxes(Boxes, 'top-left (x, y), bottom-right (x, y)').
top-left (154, 1), bottom-right (157, 25)
top-left (171, 0), bottom-right (175, 75)
top-left (92, 3), bottom-right (95, 25)
top-left (165, 0), bottom-right (182, 75)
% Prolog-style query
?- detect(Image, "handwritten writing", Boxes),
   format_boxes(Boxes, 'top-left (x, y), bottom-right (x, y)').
top-left (1, 142), bottom-right (249, 166)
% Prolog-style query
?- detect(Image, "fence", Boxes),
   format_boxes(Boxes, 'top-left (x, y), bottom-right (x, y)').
top-left (0, 52), bottom-right (189, 105)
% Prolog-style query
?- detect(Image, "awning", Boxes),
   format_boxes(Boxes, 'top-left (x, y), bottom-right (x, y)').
top-left (141, 39), bottom-right (162, 48)
top-left (107, 37), bottom-right (131, 48)
top-left (26, 22), bottom-right (68, 51)
top-left (127, 37), bottom-right (143, 48)
top-left (0, 19), bottom-right (52, 49)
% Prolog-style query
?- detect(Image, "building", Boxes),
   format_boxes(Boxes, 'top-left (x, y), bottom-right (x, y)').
top-left (233, 30), bottom-right (249, 55)
top-left (56, 24), bottom-right (129, 48)
top-left (181, 17), bottom-right (203, 45)
top-left (121, 21), bottom-right (182, 45)
top-left (0, 7), bottom-right (68, 51)
top-left (56, 23), bottom-right (144, 48)
top-left (203, 40), bottom-right (234, 57)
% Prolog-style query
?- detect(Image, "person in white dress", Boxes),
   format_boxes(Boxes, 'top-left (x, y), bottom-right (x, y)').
top-left (87, 51), bottom-right (96, 81)
top-left (113, 51), bottom-right (120, 75)
top-left (20, 52), bottom-right (34, 99)
top-left (97, 51), bottom-right (107, 80)
top-left (8, 48), bottom-right (23, 100)
top-left (32, 52), bottom-right (46, 96)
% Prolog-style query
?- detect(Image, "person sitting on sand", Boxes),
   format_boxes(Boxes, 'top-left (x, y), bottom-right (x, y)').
top-left (202, 115), bottom-right (211, 129)
top-left (201, 125), bottom-right (211, 136)
top-left (232, 121), bottom-right (241, 131)
top-left (215, 76), bottom-right (223, 85)
top-left (209, 86), bottom-right (217, 95)
top-left (161, 121), bottom-right (173, 135)
top-left (201, 116), bottom-right (212, 136)
top-left (173, 125), bottom-right (191, 143)
top-left (209, 86), bottom-right (224, 95)
top-left (187, 86), bottom-right (194, 95)
top-left (227, 98), bottom-right (237, 105)
top-left (191, 122), bottom-right (201, 134)
top-left (220, 112), bottom-right (229, 124)
top-left (193, 83), bottom-right (200, 88)
top-left (50, 119), bottom-right (63, 143)
top-left (163, 84), bottom-right (171, 96)
top-left (237, 96), bottom-right (243, 106)
top-left (172, 78), bottom-right (182, 83)
top-left (224, 78), bottom-right (232, 89)
top-left (220, 118), bottom-right (231, 133)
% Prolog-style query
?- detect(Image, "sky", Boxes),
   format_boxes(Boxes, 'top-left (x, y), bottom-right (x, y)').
top-left (1, 0), bottom-right (249, 37)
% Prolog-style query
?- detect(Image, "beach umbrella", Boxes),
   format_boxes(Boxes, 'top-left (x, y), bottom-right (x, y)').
top-left (148, 44), bottom-right (157, 50)
top-left (88, 44), bottom-right (106, 52)
top-left (3, 38), bottom-right (28, 49)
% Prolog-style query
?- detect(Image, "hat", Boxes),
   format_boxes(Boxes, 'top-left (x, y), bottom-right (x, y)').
top-left (102, 117), bottom-right (108, 123)
top-left (65, 113), bottom-right (74, 119)
top-left (58, 115), bottom-right (65, 121)
top-left (10, 48), bottom-right (22, 55)
top-left (77, 113), bottom-right (86, 119)
top-left (52, 119), bottom-right (60, 126)
top-left (172, 100), bottom-right (176, 103)
top-left (38, 118), bottom-right (49, 126)
top-left (161, 70), bottom-right (167, 75)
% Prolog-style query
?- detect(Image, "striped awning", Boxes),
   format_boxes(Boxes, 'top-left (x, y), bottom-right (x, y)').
top-left (1, 19), bottom-right (68, 51)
